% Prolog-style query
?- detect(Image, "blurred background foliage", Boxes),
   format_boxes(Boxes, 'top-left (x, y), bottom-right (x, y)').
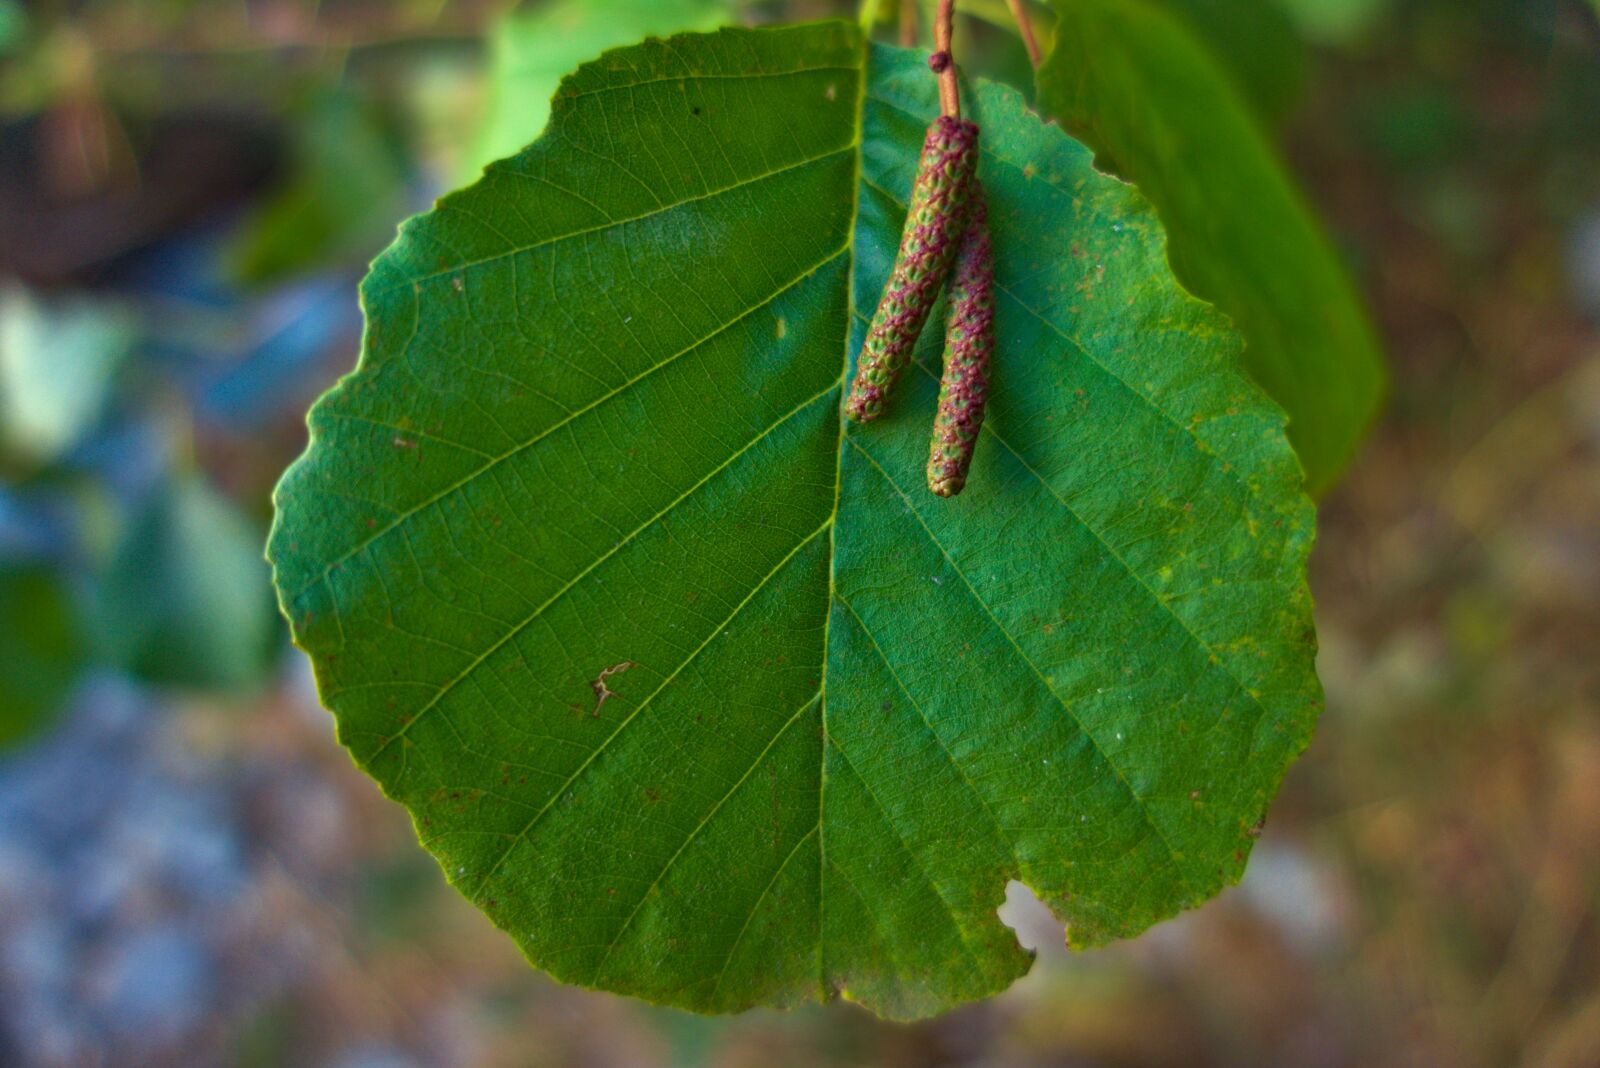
top-left (0, 1), bottom-right (1597, 1066)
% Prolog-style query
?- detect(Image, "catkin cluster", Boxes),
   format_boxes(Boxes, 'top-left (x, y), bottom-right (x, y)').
top-left (845, 116), bottom-right (978, 424)
top-left (845, 115), bottom-right (995, 498)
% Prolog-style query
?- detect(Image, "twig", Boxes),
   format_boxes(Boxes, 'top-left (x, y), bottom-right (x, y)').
top-left (899, 0), bottom-right (918, 47)
top-left (1006, 0), bottom-right (1044, 68)
top-left (931, 0), bottom-right (960, 118)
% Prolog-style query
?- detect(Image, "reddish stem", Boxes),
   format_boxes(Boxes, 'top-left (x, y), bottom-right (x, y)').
top-left (932, 0), bottom-right (959, 118)
top-left (1006, 0), bottom-right (1043, 68)
top-left (899, 0), bottom-right (918, 47)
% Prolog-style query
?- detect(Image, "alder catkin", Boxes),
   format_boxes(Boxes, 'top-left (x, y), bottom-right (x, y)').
top-left (926, 181), bottom-right (994, 498)
top-left (845, 115), bottom-right (979, 423)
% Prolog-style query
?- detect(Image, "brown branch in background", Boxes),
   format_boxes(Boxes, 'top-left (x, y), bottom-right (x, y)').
top-left (1005, 0), bottom-right (1043, 68)
top-left (899, 0), bottom-right (918, 47)
top-left (931, 0), bottom-right (960, 118)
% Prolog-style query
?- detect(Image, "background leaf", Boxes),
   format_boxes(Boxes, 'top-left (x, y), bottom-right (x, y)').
top-left (1038, 0), bottom-right (1386, 494)
top-left (1275, 0), bottom-right (1392, 43)
top-left (0, 563), bottom-right (83, 748)
top-left (0, 285), bottom-right (135, 464)
top-left (271, 24), bottom-right (1320, 1019)
top-left (940, 0), bottom-right (1306, 124)
top-left (224, 83), bottom-right (412, 286)
top-left (1143, 0), bottom-right (1307, 123)
top-left (97, 474), bottom-right (278, 693)
top-left (460, 0), bottom-right (736, 182)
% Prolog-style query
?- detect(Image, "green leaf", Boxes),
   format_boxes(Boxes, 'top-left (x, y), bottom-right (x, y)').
top-left (939, 0), bottom-right (1306, 124)
top-left (1038, 0), bottom-right (1385, 494)
top-left (460, 0), bottom-right (736, 182)
top-left (0, 285), bottom-right (135, 463)
top-left (1142, 0), bottom-right (1307, 123)
top-left (0, 564), bottom-right (83, 749)
top-left (225, 85), bottom-right (411, 285)
top-left (270, 25), bottom-right (1320, 1019)
top-left (97, 475), bottom-right (278, 694)
top-left (1275, 0), bottom-right (1391, 43)
top-left (0, 1), bottom-right (28, 56)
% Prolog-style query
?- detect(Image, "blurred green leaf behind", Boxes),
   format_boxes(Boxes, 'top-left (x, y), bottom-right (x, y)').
top-left (462, 0), bottom-right (737, 180)
top-left (1146, 0), bottom-right (1308, 123)
top-left (0, 564), bottom-right (85, 748)
top-left (225, 83), bottom-right (412, 286)
top-left (0, 286), bottom-right (136, 464)
top-left (1276, 0), bottom-right (1393, 43)
top-left (96, 473), bottom-right (279, 693)
top-left (0, 0), bottom-right (26, 55)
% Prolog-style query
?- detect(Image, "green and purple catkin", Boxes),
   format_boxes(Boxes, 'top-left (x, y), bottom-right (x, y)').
top-left (845, 115), bottom-right (979, 423)
top-left (927, 181), bottom-right (994, 497)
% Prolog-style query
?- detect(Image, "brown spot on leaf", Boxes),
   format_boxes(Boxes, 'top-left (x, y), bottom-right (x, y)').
top-left (590, 660), bottom-right (636, 715)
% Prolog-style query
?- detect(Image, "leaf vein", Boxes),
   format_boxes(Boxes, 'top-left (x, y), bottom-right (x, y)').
top-left (358, 380), bottom-right (842, 764)
top-left (589, 694), bottom-right (821, 983)
top-left (292, 242), bottom-right (851, 608)
top-left (466, 516), bottom-right (834, 899)
top-left (376, 143), bottom-right (856, 295)
top-left (844, 433), bottom-right (1193, 890)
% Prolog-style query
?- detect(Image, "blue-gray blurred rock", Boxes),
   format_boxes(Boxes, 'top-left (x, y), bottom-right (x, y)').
top-left (0, 679), bottom-right (253, 1066)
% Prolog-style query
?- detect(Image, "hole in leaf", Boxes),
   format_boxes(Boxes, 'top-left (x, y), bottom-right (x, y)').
top-left (997, 880), bottom-right (1067, 959)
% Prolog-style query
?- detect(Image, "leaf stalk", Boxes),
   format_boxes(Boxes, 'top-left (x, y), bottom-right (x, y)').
top-left (1006, 0), bottom-right (1044, 68)
top-left (932, 0), bottom-right (960, 118)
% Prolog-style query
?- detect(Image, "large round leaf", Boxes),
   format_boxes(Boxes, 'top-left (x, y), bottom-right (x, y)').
top-left (269, 23), bottom-right (1320, 1020)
